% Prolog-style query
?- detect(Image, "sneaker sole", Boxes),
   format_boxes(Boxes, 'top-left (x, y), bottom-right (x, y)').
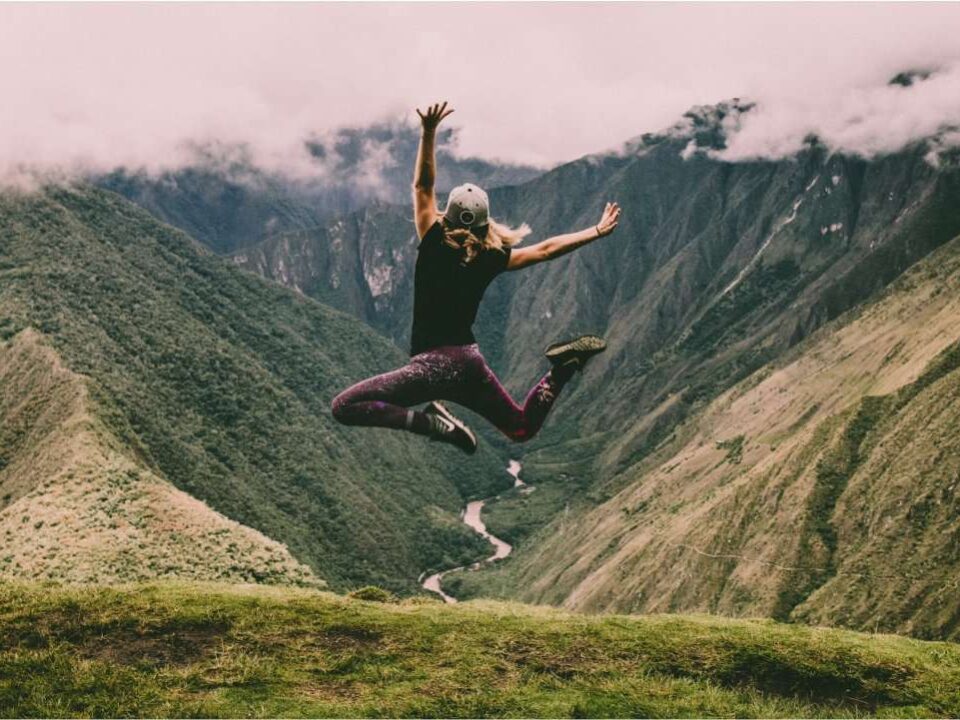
top-left (426, 401), bottom-right (478, 454)
top-left (544, 335), bottom-right (607, 361)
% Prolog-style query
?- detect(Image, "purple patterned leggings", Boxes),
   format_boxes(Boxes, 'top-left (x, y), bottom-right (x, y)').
top-left (331, 343), bottom-right (573, 442)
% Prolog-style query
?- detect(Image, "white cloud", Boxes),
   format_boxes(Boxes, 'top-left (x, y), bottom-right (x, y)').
top-left (712, 64), bottom-right (960, 161)
top-left (1, 2), bottom-right (960, 183)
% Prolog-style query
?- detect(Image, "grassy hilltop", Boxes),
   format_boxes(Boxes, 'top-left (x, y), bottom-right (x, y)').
top-left (3, 582), bottom-right (960, 718)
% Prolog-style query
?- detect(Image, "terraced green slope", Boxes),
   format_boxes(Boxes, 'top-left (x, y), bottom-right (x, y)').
top-left (0, 185), bottom-right (505, 592)
top-left (3, 582), bottom-right (960, 718)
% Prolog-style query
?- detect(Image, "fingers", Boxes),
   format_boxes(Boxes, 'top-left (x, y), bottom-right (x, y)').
top-left (420, 101), bottom-right (452, 118)
top-left (598, 201), bottom-right (621, 236)
top-left (417, 101), bottom-right (454, 130)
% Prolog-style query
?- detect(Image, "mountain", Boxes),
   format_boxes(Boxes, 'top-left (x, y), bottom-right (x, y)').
top-left (227, 101), bottom-right (960, 468)
top-left (303, 119), bottom-right (546, 205)
top-left (97, 164), bottom-right (327, 255)
top-left (97, 120), bottom-right (544, 255)
top-left (23, 94), bottom-right (960, 639)
top-left (5, 582), bottom-right (960, 718)
top-left (229, 199), bottom-right (418, 344)
top-left (450, 231), bottom-right (960, 640)
top-left (0, 185), bottom-right (507, 592)
top-left (222, 100), bottom-right (960, 638)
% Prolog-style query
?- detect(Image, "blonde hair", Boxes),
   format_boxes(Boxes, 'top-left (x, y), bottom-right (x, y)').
top-left (441, 216), bottom-right (532, 264)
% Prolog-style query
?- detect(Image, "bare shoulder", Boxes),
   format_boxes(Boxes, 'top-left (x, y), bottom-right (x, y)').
top-left (417, 213), bottom-right (444, 243)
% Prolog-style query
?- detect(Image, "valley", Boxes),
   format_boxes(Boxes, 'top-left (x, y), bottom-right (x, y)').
top-left (2, 96), bottom-right (959, 642)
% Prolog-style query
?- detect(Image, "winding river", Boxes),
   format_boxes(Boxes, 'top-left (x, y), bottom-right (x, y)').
top-left (420, 460), bottom-right (531, 603)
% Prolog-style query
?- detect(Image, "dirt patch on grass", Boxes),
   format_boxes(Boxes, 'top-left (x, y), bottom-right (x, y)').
top-left (77, 623), bottom-right (229, 667)
top-left (496, 635), bottom-right (614, 680)
top-left (295, 680), bottom-right (365, 702)
top-left (309, 624), bottom-right (382, 651)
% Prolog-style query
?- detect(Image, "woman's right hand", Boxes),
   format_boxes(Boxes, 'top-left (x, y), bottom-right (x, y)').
top-left (596, 201), bottom-right (622, 237)
top-left (416, 101), bottom-right (454, 132)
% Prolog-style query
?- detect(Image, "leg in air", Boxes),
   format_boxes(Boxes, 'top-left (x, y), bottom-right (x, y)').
top-left (452, 336), bottom-right (605, 443)
top-left (330, 348), bottom-right (478, 454)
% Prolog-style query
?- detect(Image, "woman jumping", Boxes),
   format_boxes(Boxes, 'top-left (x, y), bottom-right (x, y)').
top-left (331, 100), bottom-right (622, 454)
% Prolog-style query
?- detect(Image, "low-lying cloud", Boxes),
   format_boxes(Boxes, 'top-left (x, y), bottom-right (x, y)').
top-left (2, 2), bottom-right (960, 186)
top-left (712, 64), bottom-right (960, 163)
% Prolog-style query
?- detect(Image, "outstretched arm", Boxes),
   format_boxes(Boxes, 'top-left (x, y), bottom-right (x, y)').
top-left (506, 202), bottom-right (621, 271)
top-left (412, 101), bottom-right (454, 240)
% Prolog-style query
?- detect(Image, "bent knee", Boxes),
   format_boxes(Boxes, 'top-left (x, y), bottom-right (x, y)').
top-left (330, 391), bottom-right (352, 424)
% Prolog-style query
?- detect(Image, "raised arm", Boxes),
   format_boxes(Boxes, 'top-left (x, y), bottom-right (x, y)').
top-left (412, 101), bottom-right (454, 240)
top-left (506, 202), bottom-right (621, 271)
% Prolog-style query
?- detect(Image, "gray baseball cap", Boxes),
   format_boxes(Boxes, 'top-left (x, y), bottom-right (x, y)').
top-left (443, 183), bottom-right (489, 229)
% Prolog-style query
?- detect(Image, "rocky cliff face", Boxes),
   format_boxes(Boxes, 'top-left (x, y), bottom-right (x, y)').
top-left (229, 200), bottom-right (418, 344)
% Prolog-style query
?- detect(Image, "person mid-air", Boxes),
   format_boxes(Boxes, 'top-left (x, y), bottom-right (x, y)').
top-left (331, 101), bottom-right (621, 454)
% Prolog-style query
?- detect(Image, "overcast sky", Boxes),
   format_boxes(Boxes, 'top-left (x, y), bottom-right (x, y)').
top-left (2, 2), bottom-right (960, 180)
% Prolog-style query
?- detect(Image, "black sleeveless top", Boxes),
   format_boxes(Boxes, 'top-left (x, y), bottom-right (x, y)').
top-left (410, 220), bottom-right (512, 356)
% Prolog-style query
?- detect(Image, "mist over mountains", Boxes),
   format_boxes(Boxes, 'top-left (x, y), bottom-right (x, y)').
top-left (95, 121), bottom-right (543, 254)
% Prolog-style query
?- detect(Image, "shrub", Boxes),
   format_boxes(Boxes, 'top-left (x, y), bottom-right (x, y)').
top-left (347, 585), bottom-right (397, 603)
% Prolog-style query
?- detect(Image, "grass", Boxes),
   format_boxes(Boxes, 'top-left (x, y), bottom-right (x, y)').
top-left (2, 582), bottom-right (960, 718)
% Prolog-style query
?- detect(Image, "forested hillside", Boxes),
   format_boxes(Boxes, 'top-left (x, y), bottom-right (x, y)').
top-left (0, 185), bottom-right (507, 592)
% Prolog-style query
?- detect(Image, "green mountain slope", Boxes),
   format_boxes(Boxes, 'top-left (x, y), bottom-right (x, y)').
top-left (4, 582), bottom-right (960, 718)
top-left (452, 232), bottom-right (960, 640)
top-left (0, 185), bottom-right (505, 592)
top-left (0, 329), bottom-right (321, 586)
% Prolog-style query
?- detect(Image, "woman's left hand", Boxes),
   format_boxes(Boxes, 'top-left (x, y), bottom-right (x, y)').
top-left (596, 201), bottom-right (621, 237)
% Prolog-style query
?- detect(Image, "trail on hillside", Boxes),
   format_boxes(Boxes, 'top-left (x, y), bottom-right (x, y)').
top-left (420, 460), bottom-right (531, 603)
